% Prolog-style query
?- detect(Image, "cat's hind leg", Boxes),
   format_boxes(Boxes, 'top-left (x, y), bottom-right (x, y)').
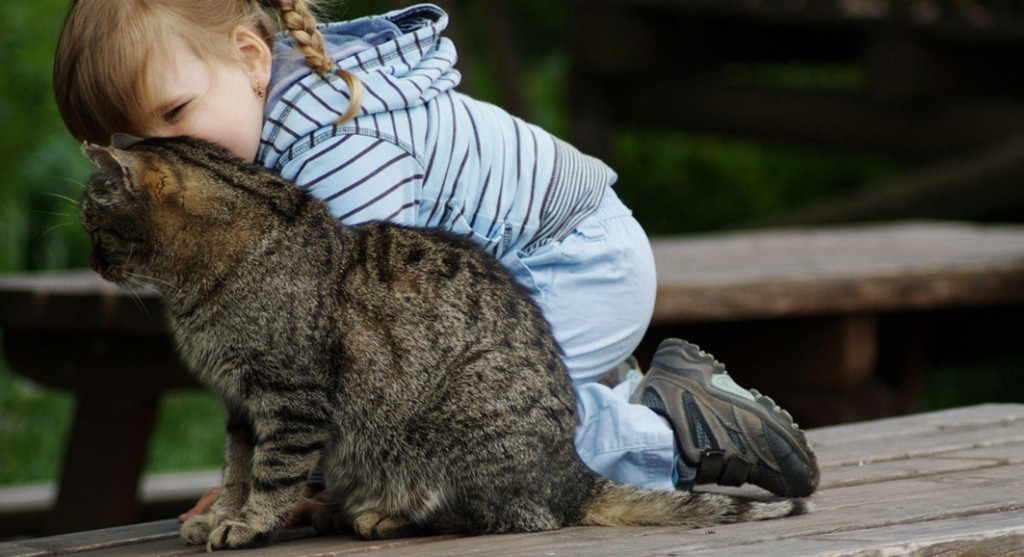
top-left (352, 511), bottom-right (424, 540)
top-left (315, 483), bottom-right (445, 539)
top-left (310, 502), bottom-right (423, 539)
top-left (458, 495), bottom-right (562, 535)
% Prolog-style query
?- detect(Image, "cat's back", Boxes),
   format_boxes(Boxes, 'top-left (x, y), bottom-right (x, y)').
top-left (340, 222), bottom-right (540, 325)
top-left (331, 220), bottom-right (569, 410)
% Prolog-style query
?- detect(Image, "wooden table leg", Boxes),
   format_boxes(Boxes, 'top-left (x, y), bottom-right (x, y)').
top-left (2, 330), bottom-right (195, 533)
top-left (51, 393), bottom-right (159, 534)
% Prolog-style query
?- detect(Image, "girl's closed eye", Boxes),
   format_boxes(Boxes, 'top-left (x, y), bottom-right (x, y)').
top-left (164, 101), bottom-right (190, 124)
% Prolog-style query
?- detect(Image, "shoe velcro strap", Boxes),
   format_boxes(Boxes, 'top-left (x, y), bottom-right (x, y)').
top-left (717, 455), bottom-right (752, 487)
top-left (695, 449), bottom-right (725, 484)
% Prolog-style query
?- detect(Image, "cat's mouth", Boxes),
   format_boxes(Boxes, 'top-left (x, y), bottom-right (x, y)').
top-left (88, 238), bottom-right (133, 284)
top-left (84, 223), bottom-right (144, 285)
top-left (90, 253), bottom-right (127, 283)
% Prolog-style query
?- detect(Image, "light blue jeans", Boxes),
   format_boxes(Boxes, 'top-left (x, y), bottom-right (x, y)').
top-left (500, 188), bottom-right (676, 490)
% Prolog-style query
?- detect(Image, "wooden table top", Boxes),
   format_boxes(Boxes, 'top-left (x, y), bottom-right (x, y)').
top-left (3, 222), bottom-right (1023, 330)
top-left (2, 403), bottom-right (1022, 556)
top-left (0, 270), bottom-right (163, 333)
top-left (650, 221), bottom-right (1024, 322)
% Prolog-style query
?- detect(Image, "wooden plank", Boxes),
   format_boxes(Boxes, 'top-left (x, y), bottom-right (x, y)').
top-left (521, 512), bottom-right (1024, 557)
top-left (820, 446), bottom-right (1024, 490)
top-left (682, 511), bottom-right (1024, 557)
top-left (651, 223), bottom-right (1024, 322)
top-left (33, 527), bottom-right (439, 557)
top-left (0, 520), bottom-right (178, 557)
top-left (813, 418), bottom-right (1024, 469)
top-left (806, 403), bottom-right (1024, 451)
top-left (820, 455), bottom-right (992, 491)
top-left (0, 271), bottom-right (162, 333)
top-left (809, 413), bottom-right (1024, 472)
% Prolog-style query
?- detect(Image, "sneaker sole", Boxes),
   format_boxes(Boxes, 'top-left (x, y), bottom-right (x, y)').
top-left (652, 338), bottom-right (820, 497)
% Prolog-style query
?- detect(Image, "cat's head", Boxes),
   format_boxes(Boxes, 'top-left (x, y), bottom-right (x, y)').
top-left (80, 135), bottom-right (298, 290)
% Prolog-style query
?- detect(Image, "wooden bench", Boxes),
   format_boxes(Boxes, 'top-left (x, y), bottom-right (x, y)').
top-left (2, 221), bottom-right (1023, 536)
top-left (638, 221), bottom-right (1024, 425)
top-left (2, 403), bottom-right (1022, 556)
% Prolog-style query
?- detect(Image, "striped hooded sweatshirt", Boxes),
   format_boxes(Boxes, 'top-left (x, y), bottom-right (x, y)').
top-left (257, 4), bottom-right (616, 258)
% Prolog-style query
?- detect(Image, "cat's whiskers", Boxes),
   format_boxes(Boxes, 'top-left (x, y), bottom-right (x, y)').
top-left (43, 191), bottom-right (82, 207)
top-left (34, 210), bottom-right (74, 219)
top-left (34, 191), bottom-right (80, 239)
top-left (117, 247), bottom-right (150, 316)
top-left (124, 274), bottom-right (161, 294)
top-left (58, 176), bottom-right (88, 191)
top-left (126, 244), bottom-right (139, 266)
top-left (39, 221), bottom-right (73, 238)
top-left (119, 276), bottom-right (152, 319)
top-left (128, 272), bottom-right (180, 295)
top-left (117, 247), bottom-right (151, 305)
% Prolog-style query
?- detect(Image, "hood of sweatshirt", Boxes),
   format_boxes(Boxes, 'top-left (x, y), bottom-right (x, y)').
top-left (264, 3), bottom-right (460, 127)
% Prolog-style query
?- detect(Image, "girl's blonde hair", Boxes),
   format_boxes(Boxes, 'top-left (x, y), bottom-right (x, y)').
top-left (54, 0), bottom-right (363, 145)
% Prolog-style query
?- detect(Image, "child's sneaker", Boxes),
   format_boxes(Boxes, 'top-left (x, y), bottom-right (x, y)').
top-left (632, 338), bottom-right (819, 497)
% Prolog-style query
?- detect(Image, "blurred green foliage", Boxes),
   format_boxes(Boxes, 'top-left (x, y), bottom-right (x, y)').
top-left (614, 132), bottom-right (900, 235)
top-left (0, 0), bottom-right (92, 274)
top-left (143, 391), bottom-right (226, 475)
top-left (0, 352), bottom-right (73, 485)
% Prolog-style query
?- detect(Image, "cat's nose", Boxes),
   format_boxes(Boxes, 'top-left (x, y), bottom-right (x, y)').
top-left (89, 252), bottom-right (104, 275)
top-left (89, 244), bottom-right (110, 278)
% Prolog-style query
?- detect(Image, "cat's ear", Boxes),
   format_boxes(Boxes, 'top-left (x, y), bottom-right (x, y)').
top-left (83, 143), bottom-right (138, 192)
top-left (111, 133), bottom-right (145, 150)
top-left (83, 142), bottom-right (119, 173)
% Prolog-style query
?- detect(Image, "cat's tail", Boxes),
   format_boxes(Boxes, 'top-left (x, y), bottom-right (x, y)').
top-left (578, 476), bottom-right (812, 528)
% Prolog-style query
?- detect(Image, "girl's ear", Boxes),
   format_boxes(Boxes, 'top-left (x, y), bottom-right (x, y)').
top-left (231, 25), bottom-right (273, 90)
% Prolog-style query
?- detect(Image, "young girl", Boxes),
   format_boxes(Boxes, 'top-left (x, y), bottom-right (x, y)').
top-left (54, 0), bottom-right (818, 520)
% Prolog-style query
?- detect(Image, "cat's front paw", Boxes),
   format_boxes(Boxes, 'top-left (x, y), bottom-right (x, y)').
top-left (181, 513), bottom-right (225, 545)
top-left (206, 520), bottom-right (272, 550)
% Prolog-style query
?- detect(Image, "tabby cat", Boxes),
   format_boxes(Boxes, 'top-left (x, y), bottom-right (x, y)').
top-left (80, 136), bottom-right (809, 550)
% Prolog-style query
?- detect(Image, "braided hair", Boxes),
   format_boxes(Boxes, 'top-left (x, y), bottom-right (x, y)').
top-left (266, 0), bottom-right (363, 123)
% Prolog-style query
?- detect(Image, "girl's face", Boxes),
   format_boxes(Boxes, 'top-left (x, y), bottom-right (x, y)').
top-left (138, 32), bottom-right (269, 163)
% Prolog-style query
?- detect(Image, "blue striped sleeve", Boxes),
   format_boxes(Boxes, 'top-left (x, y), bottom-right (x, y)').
top-left (279, 134), bottom-right (424, 227)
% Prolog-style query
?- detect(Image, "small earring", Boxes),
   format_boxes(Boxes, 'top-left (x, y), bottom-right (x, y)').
top-left (254, 81), bottom-right (266, 99)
